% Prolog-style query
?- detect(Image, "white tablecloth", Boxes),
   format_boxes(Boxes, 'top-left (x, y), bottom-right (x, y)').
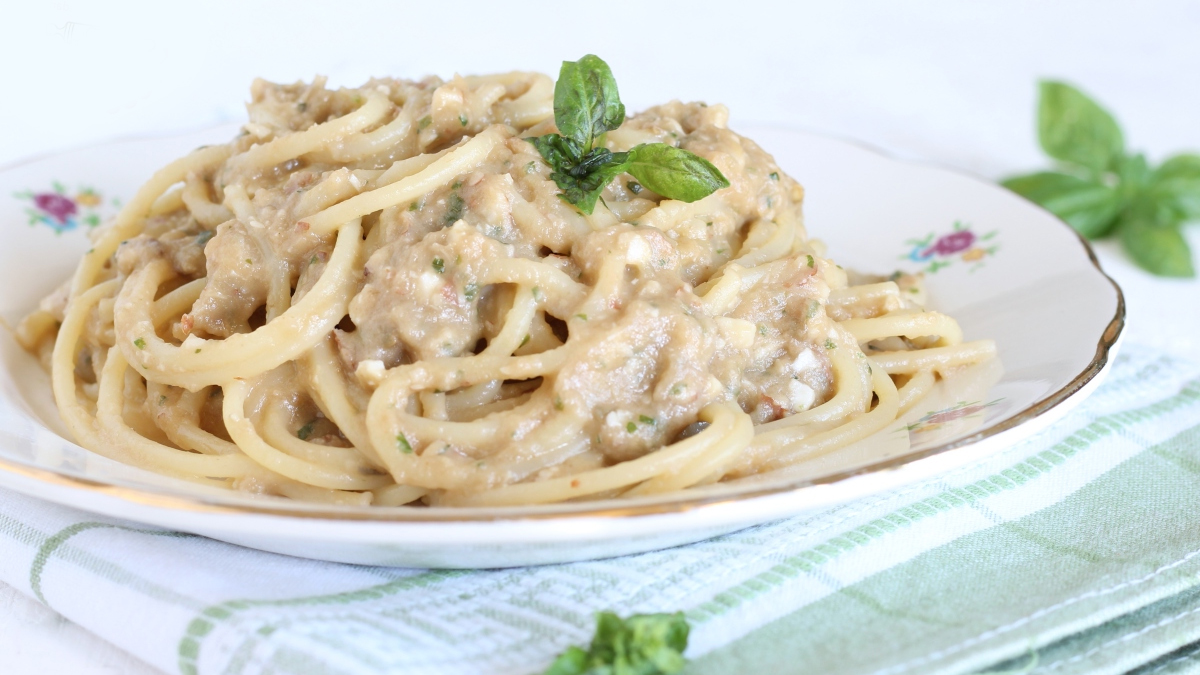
top-left (2, 1), bottom-right (1197, 672)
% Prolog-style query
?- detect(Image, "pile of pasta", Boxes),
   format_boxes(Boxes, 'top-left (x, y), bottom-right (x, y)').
top-left (17, 72), bottom-right (995, 507)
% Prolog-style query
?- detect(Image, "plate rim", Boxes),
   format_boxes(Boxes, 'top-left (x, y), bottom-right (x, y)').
top-left (0, 125), bottom-right (1126, 523)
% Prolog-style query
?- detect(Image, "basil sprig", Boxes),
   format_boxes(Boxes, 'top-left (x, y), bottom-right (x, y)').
top-left (1003, 81), bottom-right (1198, 277)
top-left (529, 55), bottom-right (730, 215)
top-left (541, 611), bottom-right (690, 675)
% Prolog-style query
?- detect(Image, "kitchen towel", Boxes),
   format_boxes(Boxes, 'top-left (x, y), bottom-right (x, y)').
top-left (2, 344), bottom-right (1199, 675)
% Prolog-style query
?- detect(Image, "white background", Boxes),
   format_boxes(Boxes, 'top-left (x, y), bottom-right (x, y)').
top-left (2, 1), bottom-right (1199, 672)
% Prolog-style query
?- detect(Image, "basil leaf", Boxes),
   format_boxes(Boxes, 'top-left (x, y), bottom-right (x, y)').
top-left (572, 146), bottom-right (622, 177)
top-left (541, 646), bottom-right (588, 675)
top-left (626, 143), bottom-right (729, 203)
top-left (1002, 171), bottom-right (1122, 238)
top-left (555, 55), bottom-right (625, 151)
top-left (541, 612), bottom-right (689, 675)
top-left (1037, 81), bottom-right (1125, 175)
top-left (530, 133), bottom-right (584, 169)
top-left (549, 152), bottom-right (631, 215)
top-left (1116, 153), bottom-right (1152, 197)
top-left (533, 56), bottom-right (728, 216)
top-left (1118, 213), bottom-right (1195, 278)
top-left (1152, 153), bottom-right (1200, 222)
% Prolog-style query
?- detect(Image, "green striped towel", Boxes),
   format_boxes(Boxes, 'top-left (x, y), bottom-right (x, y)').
top-left (3, 345), bottom-right (1200, 675)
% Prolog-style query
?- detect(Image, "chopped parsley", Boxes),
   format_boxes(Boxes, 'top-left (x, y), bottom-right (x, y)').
top-left (133, 337), bottom-right (146, 350)
top-left (626, 421), bottom-right (638, 433)
top-left (758, 324), bottom-right (768, 336)
top-left (669, 383), bottom-right (686, 396)
top-left (432, 257), bottom-right (445, 273)
top-left (770, 171), bottom-right (779, 180)
top-left (194, 348), bottom-right (202, 354)
top-left (575, 313), bottom-right (588, 320)
top-left (196, 230), bottom-right (215, 246)
top-left (520, 334), bottom-right (531, 347)
top-left (458, 114), bottom-right (468, 127)
top-left (418, 115), bottom-right (432, 130)
top-left (554, 395), bottom-right (564, 411)
top-left (463, 282), bottom-right (478, 301)
top-left (297, 421), bottom-right (316, 441)
top-left (806, 254), bottom-right (815, 268)
top-left (444, 191), bottom-right (466, 224)
top-left (627, 180), bottom-right (643, 194)
top-left (396, 433), bottom-right (414, 454)
top-left (409, 201), bottom-right (419, 211)
top-left (825, 338), bottom-right (837, 350)
top-left (638, 415), bottom-right (656, 426)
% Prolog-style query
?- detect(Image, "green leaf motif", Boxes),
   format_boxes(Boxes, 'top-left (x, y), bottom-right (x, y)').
top-left (626, 143), bottom-right (730, 203)
top-left (1037, 81), bottom-right (1125, 175)
top-left (1001, 171), bottom-right (1121, 238)
top-left (1119, 214), bottom-right (1195, 278)
top-left (540, 612), bottom-right (690, 675)
top-left (1152, 153), bottom-right (1200, 222)
top-left (555, 55), bottom-right (625, 152)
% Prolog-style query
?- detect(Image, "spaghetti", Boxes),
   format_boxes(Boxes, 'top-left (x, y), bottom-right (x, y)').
top-left (16, 71), bottom-right (996, 507)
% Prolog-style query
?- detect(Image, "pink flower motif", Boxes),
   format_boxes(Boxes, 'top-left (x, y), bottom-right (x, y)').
top-left (33, 192), bottom-right (77, 224)
top-left (927, 230), bottom-right (976, 256)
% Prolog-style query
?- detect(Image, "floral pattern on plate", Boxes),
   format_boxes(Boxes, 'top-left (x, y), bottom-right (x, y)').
top-left (15, 182), bottom-right (117, 234)
top-left (903, 220), bottom-right (999, 274)
top-left (905, 398), bottom-right (1003, 440)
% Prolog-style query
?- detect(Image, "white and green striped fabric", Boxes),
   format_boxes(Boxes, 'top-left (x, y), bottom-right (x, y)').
top-left (2, 344), bottom-right (1200, 675)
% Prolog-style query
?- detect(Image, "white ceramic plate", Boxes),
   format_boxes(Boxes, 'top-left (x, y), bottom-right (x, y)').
top-left (0, 125), bottom-right (1123, 568)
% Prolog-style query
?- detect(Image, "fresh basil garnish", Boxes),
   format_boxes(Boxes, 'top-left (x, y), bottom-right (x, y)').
top-left (1037, 81), bottom-right (1125, 177)
top-left (554, 55), bottom-right (626, 154)
top-left (625, 143), bottom-right (728, 204)
top-left (1004, 80), bottom-right (1198, 277)
top-left (1119, 212), bottom-right (1195, 278)
top-left (1151, 153), bottom-right (1200, 222)
top-left (541, 611), bottom-right (690, 675)
top-left (528, 55), bottom-right (729, 215)
top-left (1000, 172), bottom-right (1121, 238)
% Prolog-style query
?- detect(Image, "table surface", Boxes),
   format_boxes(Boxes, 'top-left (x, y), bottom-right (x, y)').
top-left (2, 1), bottom-right (1198, 672)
